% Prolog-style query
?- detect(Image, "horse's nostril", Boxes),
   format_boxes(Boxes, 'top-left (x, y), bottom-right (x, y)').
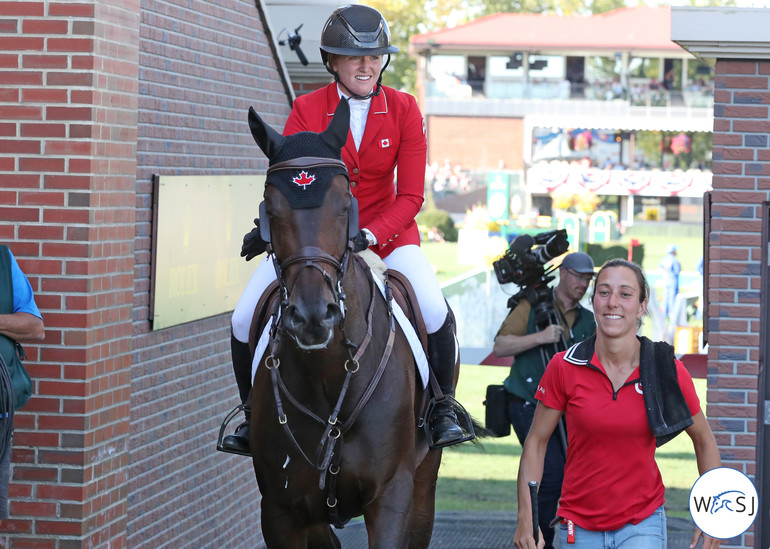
top-left (324, 304), bottom-right (342, 325)
top-left (284, 304), bottom-right (305, 330)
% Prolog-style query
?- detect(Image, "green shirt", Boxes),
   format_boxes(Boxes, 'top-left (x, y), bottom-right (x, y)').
top-left (498, 292), bottom-right (595, 403)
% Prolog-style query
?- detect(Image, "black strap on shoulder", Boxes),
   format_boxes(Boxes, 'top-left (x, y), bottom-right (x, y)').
top-left (0, 246), bottom-right (12, 315)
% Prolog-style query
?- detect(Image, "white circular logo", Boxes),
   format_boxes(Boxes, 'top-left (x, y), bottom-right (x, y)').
top-left (689, 467), bottom-right (758, 539)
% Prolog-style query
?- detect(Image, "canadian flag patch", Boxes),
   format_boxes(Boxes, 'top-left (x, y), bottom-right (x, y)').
top-left (292, 170), bottom-right (315, 189)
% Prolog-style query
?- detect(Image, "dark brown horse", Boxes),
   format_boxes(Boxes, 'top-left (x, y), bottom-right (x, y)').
top-left (246, 100), bottom-right (452, 548)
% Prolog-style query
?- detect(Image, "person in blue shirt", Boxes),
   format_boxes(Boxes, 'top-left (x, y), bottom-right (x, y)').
top-left (6, 252), bottom-right (43, 323)
top-left (0, 247), bottom-right (44, 519)
top-left (658, 244), bottom-right (681, 319)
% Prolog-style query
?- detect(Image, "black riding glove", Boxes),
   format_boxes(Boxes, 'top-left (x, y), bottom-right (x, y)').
top-left (351, 230), bottom-right (370, 253)
top-left (241, 218), bottom-right (267, 261)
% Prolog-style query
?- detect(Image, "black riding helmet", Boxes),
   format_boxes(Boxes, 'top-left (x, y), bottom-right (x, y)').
top-left (319, 5), bottom-right (398, 100)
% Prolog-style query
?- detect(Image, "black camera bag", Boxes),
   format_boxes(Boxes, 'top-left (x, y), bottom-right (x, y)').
top-left (483, 384), bottom-right (511, 437)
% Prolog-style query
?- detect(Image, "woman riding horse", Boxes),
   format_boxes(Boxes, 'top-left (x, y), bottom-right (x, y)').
top-left (222, 4), bottom-right (464, 454)
top-left (242, 85), bottom-right (450, 549)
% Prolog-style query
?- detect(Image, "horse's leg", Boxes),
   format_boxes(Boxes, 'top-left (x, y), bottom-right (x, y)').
top-left (260, 501), bottom-right (308, 549)
top-left (306, 525), bottom-right (341, 549)
top-left (261, 499), bottom-right (341, 549)
top-left (362, 468), bottom-right (417, 549)
top-left (408, 449), bottom-right (443, 549)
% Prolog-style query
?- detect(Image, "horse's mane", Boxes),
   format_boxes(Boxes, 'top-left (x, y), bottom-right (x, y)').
top-left (357, 249), bottom-right (386, 284)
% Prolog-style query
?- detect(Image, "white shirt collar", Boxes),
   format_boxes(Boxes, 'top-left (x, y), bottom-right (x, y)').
top-left (336, 85), bottom-right (371, 151)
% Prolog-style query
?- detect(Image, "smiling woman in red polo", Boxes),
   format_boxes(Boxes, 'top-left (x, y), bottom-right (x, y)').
top-left (513, 259), bottom-right (722, 549)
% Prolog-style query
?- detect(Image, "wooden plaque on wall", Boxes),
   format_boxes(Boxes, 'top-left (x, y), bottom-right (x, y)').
top-left (150, 175), bottom-right (265, 330)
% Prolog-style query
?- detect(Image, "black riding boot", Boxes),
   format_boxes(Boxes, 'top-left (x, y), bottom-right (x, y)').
top-left (427, 314), bottom-right (465, 449)
top-left (220, 334), bottom-right (253, 455)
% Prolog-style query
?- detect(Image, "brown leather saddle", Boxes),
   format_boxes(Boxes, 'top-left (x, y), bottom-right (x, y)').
top-left (382, 268), bottom-right (428, 354)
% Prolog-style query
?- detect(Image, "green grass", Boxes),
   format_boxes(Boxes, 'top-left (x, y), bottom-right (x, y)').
top-left (617, 232), bottom-right (703, 275)
top-left (439, 364), bottom-right (707, 518)
top-left (421, 241), bottom-right (467, 283)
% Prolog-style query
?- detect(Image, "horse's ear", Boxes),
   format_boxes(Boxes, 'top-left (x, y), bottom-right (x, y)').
top-left (321, 99), bottom-right (350, 153)
top-left (248, 106), bottom-right (285, 159)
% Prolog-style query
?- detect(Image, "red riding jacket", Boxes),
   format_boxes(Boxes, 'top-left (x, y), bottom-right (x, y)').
top-left (283, 83), bottom-right (427, 259)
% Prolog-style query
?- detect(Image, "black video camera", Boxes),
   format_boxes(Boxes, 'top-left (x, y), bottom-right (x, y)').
top-left (493, 229), bottom-right (569, 288)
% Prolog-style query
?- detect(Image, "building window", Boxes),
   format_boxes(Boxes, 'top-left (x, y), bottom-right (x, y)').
top-left (628, 57), bottom-right (660, 79)
top-left (586, 56), bottom-right (623, 81)
top-left (489, 55), bottom-right (523, 77)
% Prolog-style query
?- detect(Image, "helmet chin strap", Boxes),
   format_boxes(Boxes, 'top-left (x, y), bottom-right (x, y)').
top-left (326, 54), bottom-right (391, 101)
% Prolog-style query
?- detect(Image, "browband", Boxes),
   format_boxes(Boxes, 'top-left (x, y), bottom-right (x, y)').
top-left (267, 157), bottom-right (348, 176)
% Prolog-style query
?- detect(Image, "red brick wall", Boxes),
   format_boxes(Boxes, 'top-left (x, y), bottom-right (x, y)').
top-left (293, 79), bottom-right (330, 97)
top-left (426, 115), bottom-right (524, 171)
top-left (0, 0), bottom-right (140, 546)
top-left (708, 58), bottom-right (770, 549)
top-left (0, 0), bottom-right (291, 546)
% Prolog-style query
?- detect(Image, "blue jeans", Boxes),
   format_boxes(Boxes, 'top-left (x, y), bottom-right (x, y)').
top-left (509, 397), bottom-right (566, 549)
top-left (558, 506), bottom-right (667, 548)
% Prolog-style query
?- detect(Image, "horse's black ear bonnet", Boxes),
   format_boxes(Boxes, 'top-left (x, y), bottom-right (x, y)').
top-left (248, 99), bottom-right (358, 242)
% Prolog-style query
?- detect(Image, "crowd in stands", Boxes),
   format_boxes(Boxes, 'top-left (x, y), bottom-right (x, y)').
top-left (584, 75), bottom-right (714, 108)
top-left (427, 159), bottom-right (473, 198)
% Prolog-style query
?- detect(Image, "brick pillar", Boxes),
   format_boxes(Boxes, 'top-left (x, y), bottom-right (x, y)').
top-left (0, 1), bottom-right (139, 546)
top-left (709, 58), bottom-right (770, 549)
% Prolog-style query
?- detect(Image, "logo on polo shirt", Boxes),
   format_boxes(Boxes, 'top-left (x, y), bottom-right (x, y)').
top-left (690, 467), bottom-right (757, 539)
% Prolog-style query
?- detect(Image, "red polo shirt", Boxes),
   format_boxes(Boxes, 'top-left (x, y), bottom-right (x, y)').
top-left (536, 351), bottom-right (700, 531)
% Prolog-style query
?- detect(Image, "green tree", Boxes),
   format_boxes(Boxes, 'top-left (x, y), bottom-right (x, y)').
top-left (681, 0), bottom-right (736, 5)
top-left (589, 0), bottom-right (626, 13)
top-left (474, 0), bottom-right (624, 17)
top-left (369, 0), bottom-right (472, 92)
top-left (477, 0), bottom-right (556, 15)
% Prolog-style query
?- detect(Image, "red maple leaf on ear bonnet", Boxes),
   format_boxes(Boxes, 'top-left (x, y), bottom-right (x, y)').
top-left (293, 170), bottom-right (315, 188)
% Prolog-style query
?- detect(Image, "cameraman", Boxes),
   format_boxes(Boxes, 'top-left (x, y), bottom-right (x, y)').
top-left (493, 252), bottom-right (596, 549)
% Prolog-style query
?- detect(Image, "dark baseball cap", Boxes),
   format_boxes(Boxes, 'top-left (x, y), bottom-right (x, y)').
top-left (560, 252), bottom-right (595, 274)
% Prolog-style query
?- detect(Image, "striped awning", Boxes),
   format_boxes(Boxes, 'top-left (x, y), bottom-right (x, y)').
top-left (527, 164), bottom-right (712, 198)
top-left (527, 112), bottom-right (713, 134)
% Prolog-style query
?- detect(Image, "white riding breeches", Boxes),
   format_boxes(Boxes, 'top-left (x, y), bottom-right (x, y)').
top-left (230, 244), bottom-right (448, 343)
top-left (231, 254), bottom-right (277, 343)
top-left (381, 245), bottom-right (447, 333)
